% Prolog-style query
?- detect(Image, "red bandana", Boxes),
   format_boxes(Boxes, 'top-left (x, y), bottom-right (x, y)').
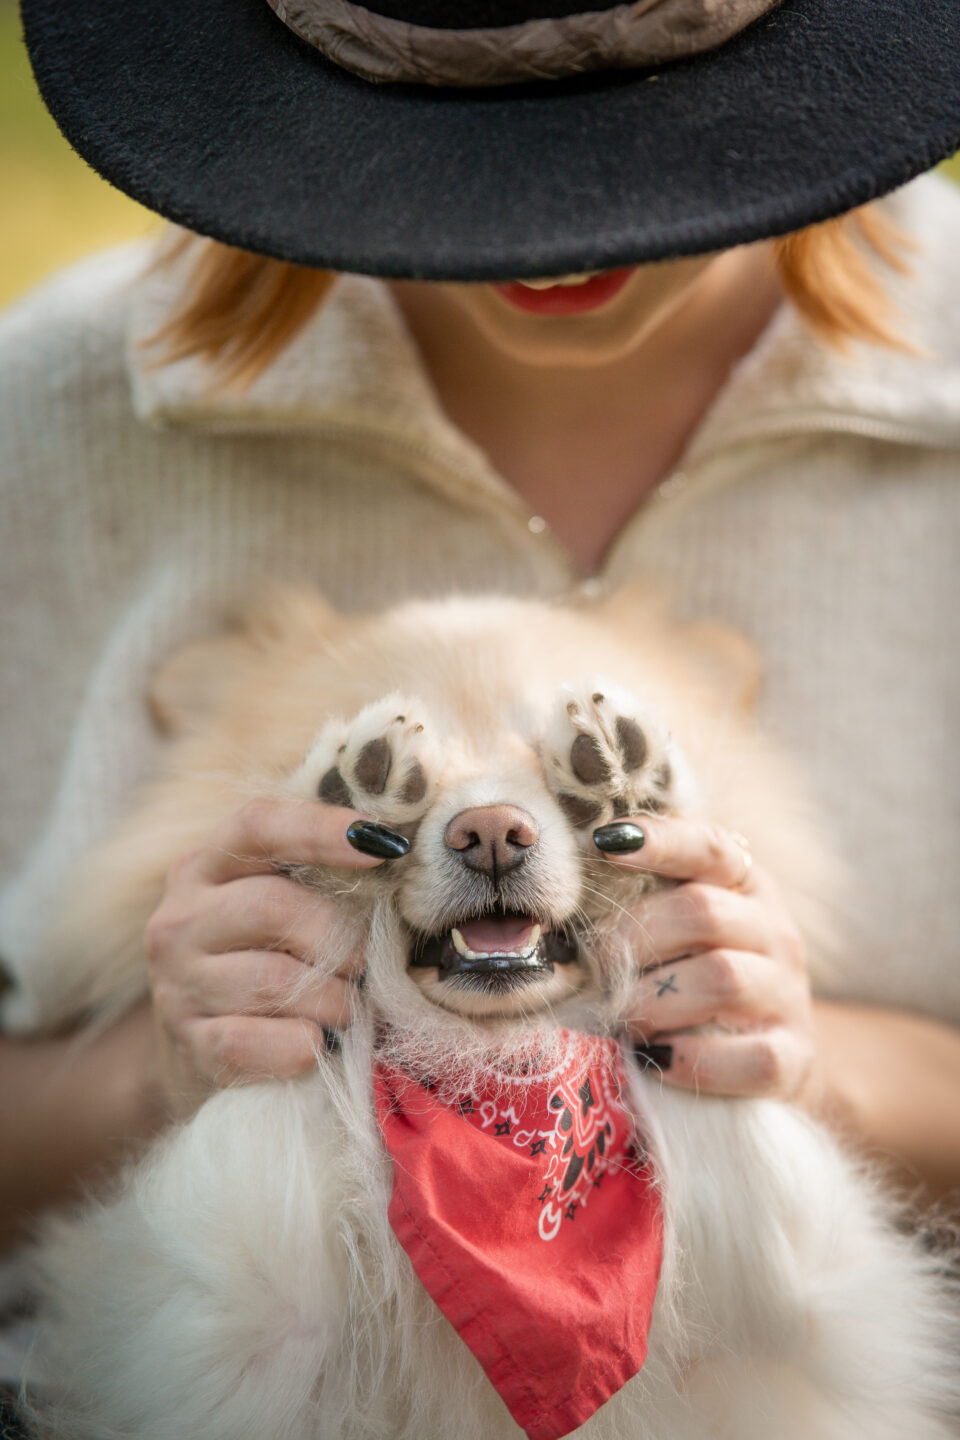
top-left (374, 1033), bottom-right (662, 1440)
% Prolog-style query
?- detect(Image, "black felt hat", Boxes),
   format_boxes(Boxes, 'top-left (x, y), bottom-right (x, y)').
top-left (19, 0), bottom-right (960, 281)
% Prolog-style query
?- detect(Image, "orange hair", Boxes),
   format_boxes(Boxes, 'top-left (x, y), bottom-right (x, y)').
top-left (774, 207), bottom-right (907, 351)
top-left (147, 209), bottom-right (907, 389)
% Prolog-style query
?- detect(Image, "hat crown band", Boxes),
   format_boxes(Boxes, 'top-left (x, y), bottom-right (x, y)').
top-left (340, 0), bottom-right (654, 26)
top-left (267, 0), bottom-right (782, 87)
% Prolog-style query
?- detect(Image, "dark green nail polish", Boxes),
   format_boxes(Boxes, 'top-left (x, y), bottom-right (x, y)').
top-left (321, 1027), bottom-right (342, 1055)
top-left (593, 822), bottom-right (646, 854)
top-left (633, 1042), bottom-right (673, 1073)
top-left (346, 820), bottom-right (410, 860)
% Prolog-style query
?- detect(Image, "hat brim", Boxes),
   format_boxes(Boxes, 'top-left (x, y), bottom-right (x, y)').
top-left (20, 0), bottom-right (960, 281)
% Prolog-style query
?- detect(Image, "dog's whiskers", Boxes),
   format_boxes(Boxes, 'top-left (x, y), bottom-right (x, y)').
top-left (578, 880), bottom-right (649, 935)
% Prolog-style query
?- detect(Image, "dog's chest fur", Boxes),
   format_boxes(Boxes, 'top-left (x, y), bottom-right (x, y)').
top-left (35, 1022), bottom-right (952, 1440)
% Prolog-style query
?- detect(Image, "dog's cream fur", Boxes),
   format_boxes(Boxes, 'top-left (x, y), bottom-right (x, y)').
top-left (12, 588), bottom-right (959, 1439)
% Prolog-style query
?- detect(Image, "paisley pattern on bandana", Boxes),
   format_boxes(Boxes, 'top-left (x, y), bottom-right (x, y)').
top-left (454, 1042), bottom-right (635, 1241)
top-left (375, 1033), bottom-right (662, 1440)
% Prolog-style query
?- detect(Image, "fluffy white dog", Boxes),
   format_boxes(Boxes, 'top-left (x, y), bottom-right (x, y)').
top-left (9, 588), bottom-right (958, 1440)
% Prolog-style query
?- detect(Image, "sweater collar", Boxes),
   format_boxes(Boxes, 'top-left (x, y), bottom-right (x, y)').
top-left (128, 257), bottom-right (520, 513)
top-left (127, 176), bottom-right (960, 469)
top-left (687, 179), bottom-right (960, 461)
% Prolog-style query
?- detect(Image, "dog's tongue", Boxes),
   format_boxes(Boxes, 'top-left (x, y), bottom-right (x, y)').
top-left (456, 917), bottom-right (539, 954)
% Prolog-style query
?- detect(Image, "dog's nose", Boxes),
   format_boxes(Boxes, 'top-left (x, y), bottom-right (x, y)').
top-left (444, 805), bottom-right (539, 878)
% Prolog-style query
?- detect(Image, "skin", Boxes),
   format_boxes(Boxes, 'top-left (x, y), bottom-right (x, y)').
top-left (389, 245), bottom-right (784, 573)
top-left (603, 818), bottom-right (814, 1100)
top-left (3, 245), bottom-right (960, 1248)
top-left (0, 799), bottom-right (376, 1249)
top-left (143, 799), bottom-right (376, 1115)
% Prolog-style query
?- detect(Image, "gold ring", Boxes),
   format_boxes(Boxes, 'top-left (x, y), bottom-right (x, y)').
top-left (730, 831), bottom-right (753, 890)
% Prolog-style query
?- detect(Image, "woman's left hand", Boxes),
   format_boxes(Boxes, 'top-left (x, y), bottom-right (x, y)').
top-left (594, 815), bottom-right (814, 1100)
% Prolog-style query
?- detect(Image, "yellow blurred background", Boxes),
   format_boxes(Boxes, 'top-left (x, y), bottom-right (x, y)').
top-left (1, 3), bottom-right (159, 308)
top-left (2, 1), bottom-right (959, 310)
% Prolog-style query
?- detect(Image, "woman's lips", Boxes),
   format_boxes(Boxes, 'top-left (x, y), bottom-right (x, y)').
top-left (493, 269), bottom-right (634, 316)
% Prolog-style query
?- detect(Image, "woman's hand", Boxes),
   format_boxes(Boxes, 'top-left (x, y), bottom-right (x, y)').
top-left (145, 798), bottom-right (408, 1116)
top-left (593, 816), bottom-right (814, 1101)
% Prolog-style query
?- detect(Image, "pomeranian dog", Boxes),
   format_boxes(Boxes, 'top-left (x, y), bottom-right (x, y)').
top-left (9, 586), bottom-right (958, 1440)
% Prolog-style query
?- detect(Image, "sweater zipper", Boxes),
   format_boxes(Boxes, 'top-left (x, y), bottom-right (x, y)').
top-left (272, 408), bottom-right (960, 587)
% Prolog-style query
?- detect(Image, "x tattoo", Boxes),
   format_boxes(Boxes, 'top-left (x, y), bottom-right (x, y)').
top-left (655, 973), bottom-right (679, 998)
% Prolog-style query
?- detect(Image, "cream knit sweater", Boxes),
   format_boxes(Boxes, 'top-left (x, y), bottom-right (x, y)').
top-left (1, 175), bottom-right (959, 1027)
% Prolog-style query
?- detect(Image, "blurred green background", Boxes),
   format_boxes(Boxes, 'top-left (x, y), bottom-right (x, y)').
top-left (2, 1), bottom-right (959, 309)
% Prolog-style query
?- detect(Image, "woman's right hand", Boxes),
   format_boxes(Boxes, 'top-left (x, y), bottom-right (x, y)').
top-left (144, 798), bottom-right (407, 1116)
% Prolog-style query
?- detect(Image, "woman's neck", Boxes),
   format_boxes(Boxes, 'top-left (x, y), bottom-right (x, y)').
top-left (391, 245), bottom-right (783, 576)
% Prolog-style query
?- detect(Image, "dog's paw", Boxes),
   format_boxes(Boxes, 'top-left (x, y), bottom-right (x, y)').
top-left (296, 695), bottom-right (436, 826)
top-left (542, 682), bottom-right (677, 830)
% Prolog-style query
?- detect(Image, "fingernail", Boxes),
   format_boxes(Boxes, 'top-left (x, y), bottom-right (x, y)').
top-left (346, 820), bottom-right (411, 860)
top-left (633, 1042), bottom-right (673, 1072)
top-left (321, 1027), bottom-right (342, 1055)
top-left (593, 822), bottom-right (646, 854)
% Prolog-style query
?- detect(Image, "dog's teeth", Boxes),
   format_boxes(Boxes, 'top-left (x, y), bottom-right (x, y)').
top-left (513, 925), bottom-right (543, 960)
top-left (451, 928), bottom-right (470, 957)
top-left (449, 924), bottom-right (544, 963)
top-left (450, 932), bottom-right (486, 961)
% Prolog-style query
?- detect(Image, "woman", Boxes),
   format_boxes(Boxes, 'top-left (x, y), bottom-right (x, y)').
top-left (2, 0), bottom-right (960, 1388)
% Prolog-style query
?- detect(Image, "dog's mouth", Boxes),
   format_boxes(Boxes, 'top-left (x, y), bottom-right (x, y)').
top-left (409, 909), bottom-right (579, 990)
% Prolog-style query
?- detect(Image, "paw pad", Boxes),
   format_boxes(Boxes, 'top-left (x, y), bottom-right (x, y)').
top-left (545, 683), bottom-right (676, 830)
top-left (296, 697), bottom-right (435, 826)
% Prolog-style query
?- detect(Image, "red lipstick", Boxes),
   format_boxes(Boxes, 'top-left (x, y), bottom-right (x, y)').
top-left (493, 269), bottom-right (634, 316)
